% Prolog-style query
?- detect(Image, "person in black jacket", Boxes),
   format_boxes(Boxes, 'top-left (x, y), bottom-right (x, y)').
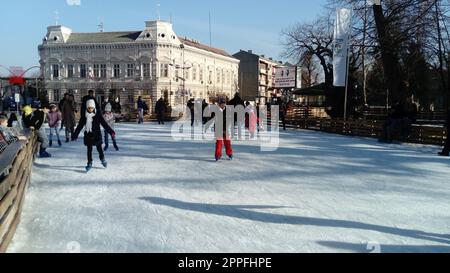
top-left (72, 99), bottom-right (116, 172)
top-left (438, 110), bottom-right (450, 156)
top-left (59, 93), bottom-right (69, 130)
top-left (81, 90), bottom-right (101, 115)
top-left (27, 103), bottom-right (52, 158)
top-left (228, 92), bottom-right (245, 139)
top-left (213, 97), bottom-right (234, 161)
top-left (155, 97), bottom-right (167, 125)
top-left (187, 98), bottom-right (195, 126)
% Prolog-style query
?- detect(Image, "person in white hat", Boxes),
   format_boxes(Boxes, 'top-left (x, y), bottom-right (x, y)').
top-left (72, 99), bottom-right (116, 172)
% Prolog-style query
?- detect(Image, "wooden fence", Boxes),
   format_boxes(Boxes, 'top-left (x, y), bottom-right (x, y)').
top-left (0, 130), bottom-right (38, 252)
top-left (279, 108), bottom-right (448, 146)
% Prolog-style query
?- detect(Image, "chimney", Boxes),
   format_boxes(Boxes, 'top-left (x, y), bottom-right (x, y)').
top-left (248, 50), bottom-right (253, 54)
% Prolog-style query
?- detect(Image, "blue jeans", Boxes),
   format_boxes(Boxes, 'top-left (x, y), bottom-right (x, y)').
top-left (104, 129), bottom-right (116, 147)
top-left (49, 127), bottom-right (60, 142)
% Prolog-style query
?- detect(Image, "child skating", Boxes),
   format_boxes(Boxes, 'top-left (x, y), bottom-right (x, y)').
top-left (72, 99), bottom-right (116, 172)
top-left (214, 98), bottom-right (234, 161)
top-left (103, 103), bottom-right (119, 151)
top-left (47, 104), bottom-right (62, 147)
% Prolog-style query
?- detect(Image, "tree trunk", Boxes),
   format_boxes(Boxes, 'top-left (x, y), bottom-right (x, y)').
top-left (373, 2), bottom-right (406, 105)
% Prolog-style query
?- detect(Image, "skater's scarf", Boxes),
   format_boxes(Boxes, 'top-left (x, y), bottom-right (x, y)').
top-left (85, 111), bottom-right (96, 133)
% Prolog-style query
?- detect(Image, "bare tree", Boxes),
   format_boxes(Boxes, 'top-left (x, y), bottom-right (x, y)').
top-left (281, 16), bottom-right (334, 87)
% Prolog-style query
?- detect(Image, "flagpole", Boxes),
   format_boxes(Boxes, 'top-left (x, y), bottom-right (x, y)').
top-left (343, 47), bottom-right (350, 121)
top-left (343, 11), bottom-right (352, 121)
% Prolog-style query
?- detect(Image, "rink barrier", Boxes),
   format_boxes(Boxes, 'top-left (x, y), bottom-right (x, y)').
top-left (276, 109), bottom-right (447, 146)
top-left (0, 130), bottom-right (38, 252)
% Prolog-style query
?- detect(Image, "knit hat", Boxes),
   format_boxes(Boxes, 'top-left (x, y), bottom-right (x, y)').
top-left (218, 97), bottom-right (226, 104)
top-left (23, 105), bottom-right (33, 117)
top-left (104, 103), bottom-right (112, 113)
top-left (86, 99), bottom-right (96, 110)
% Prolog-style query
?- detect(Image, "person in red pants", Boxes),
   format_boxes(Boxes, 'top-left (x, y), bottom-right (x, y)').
top-left (214, 98), bottom-right (233, 161)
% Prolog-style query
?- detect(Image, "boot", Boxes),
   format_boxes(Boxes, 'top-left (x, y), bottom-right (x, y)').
top-left (104, 144), bottom-right (109, 152)
top-left (49, 140), bottom-right (53, 147)
top-left (101, 160), bottom-right (108, 168)
top-left (113, 141), bottom-right (119, 151)
top-left (39, 149), bottom-right (52, 158)
top-left (58, 140), bottom-right (62, 147)
top-left (66, 138), bottom-right (70, 143)
top-left (85, 162), bottom-right (93, 172)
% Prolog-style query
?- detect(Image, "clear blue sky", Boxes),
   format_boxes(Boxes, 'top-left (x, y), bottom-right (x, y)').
top-left (0, 0), bottom-right (327, 75)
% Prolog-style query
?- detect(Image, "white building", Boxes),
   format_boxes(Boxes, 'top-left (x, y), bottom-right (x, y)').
top-left (39, 20), bottom-right (240, 114)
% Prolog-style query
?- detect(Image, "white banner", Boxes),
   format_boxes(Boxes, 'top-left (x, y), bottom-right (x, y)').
top-left (333, 8), bottom-right (352, 87)
top-left (274, 66), bottom-right (297, 88)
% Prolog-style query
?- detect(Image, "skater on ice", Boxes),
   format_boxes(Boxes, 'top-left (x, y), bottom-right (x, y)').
top-left (62, 94), bottom-right (77, 143)
top-left (72, 99), bottom-right (116, 172)
top-left (47, 104), bottom-right (62, 147)
top-left (213, 97), bottom-right (234, 161)
top-left (102, 103), bottom-right (120, 152)
top-left (22, 103), bottom-right (52, 158)
top-left (245, 101), bottom-right (257, 139)
top-left (155, 97), bottom-right (167, 125)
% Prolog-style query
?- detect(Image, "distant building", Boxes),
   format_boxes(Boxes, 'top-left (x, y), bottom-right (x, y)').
top-left (233, 50), bottom-right (284, 104)
top-left (38, 20), bottom-right (239, 115)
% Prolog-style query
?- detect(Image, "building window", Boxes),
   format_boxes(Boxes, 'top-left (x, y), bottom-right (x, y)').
top-left (52, 64), bottom-right (59, 79)
top-left (216, 68), bottom-right (220, 83)
top-left (222, 69), bottom-right (225, 84)
top-left (192, 66), bottom-right (197, 81)
top-left (54, 89), bottom-right (60, 102)
top-left (127, 64), bottom-right (134, 78)
top-left (209, 69), bottom-right (213, 83)
top-left (143, 63), bottom-right (151, 79)
top-left (93, 64), bottom-right (100, 78)
top-left (113, 64), bottom-right (121, 78)
top-left (80, 64), bottom-right (87, 78)
top-left (67, 64), bottom-right (74, 78)
top-left (184, 68), bottom-right (189, 81)
top-left (160, 63), bottom-right (169, 78)
top-left (100, 64), bottom-right (107, 78)
top-left (199, 67), bottom-right (203, 82)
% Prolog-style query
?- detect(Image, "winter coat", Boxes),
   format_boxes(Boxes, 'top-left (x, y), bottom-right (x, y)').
top-left (62, 100), bottom-right (77, 129)
top-left (155, 99), bottom-right (166, 114)
top-left (58, 98), bottom-right (66, 115)
top-left (47, 111), bottom-right (62, 128)
top-left (212, 106), bottom-right (233, 139)
top-left (29, 110), bottom-right (46, 130)
top-left (103, 112), bottom-right (120, 130)
top-left (73, 110), bottom-right (115, 147)
top-left (137, 99), bottom-right (144, 110)
top-left (245, 106), bottom-right (257, 133)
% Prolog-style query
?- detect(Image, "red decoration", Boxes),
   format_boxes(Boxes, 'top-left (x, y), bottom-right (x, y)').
top-left (9, 76), bottom-right (26, 85)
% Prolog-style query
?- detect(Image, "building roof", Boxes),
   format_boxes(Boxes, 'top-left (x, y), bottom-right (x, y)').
top-left (66, 31), bottom-right (143, 44)
top-left (234, 50), bottom-right (283, 65)
top-left (178, 37), bottom-right (233, 58)
top-left (293, 83), bottom-right (327, 96)
top-left (62, 31), bottom-right (234, 59)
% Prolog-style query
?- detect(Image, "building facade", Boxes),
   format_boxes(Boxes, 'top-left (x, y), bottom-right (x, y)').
top-left (39, 20), bottom-right (240, 114)
top-left (233, 50), bottom-right (284, 104)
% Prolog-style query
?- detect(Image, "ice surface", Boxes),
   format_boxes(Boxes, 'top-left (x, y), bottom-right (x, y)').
top-left (7, 123), bottom-right (450, 253)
